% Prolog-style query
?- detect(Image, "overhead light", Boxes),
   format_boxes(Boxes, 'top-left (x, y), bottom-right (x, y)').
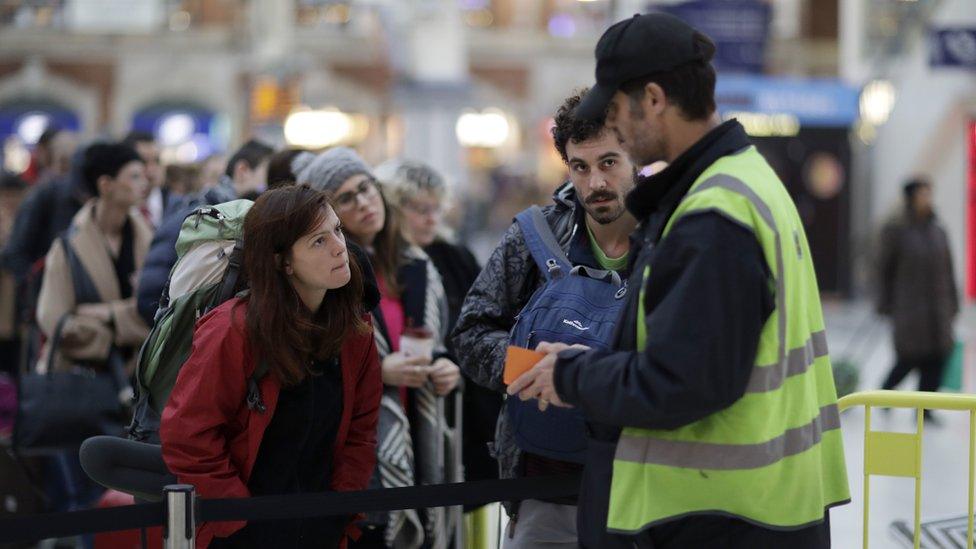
top-left (3, 136), bottom-right (31, 173)
top-left (157, 112), bottom-right (196, 146)
top-left (174, 141), bottom-right (200, 163)
top-left (284, 108), bottom-right (354, 149)
top-left (859, 79), bottom-right (896, 126)
top-left (15, 113), bottom-right (51, 145)
top-left (456, 109), bottom-right (512, 148)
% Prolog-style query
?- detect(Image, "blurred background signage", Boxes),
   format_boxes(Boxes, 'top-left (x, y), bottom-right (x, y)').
top-left (654, 0), bottom-right (772, 74)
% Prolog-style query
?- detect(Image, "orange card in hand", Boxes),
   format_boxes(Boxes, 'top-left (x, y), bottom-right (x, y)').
top-left (504, 346), bottom-right (546, 385)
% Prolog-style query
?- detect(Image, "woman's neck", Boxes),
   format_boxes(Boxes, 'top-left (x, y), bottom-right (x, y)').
top-left (94, 200), bottom-right (128, 236)
top-left (295, 286), bottom-right (326, 313)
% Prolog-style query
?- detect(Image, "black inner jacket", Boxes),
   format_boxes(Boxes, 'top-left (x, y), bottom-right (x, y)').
top-left (214, 357), bottom-right (345, 548)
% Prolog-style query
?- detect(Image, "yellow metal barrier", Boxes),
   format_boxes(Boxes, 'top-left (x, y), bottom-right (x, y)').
top-left (838, 390), bottom-right (976, 549)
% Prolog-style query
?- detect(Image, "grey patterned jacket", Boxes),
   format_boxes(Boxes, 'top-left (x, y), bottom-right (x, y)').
top-left (450, 183), bottom-right (580, 481)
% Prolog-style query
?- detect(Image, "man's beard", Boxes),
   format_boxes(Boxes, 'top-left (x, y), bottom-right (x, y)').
top-left (584, 190), bottom-right (624, 225)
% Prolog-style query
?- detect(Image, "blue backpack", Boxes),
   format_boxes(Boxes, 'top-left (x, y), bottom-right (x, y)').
top-left (507, 206), bottom-right (628, 463)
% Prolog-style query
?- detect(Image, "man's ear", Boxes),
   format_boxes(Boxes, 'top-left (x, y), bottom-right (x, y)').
top-left (232, 159), bottom-right (251, 181)
top-left (96, 174), bottom-right (112, 197)
top-left (645, 82), bottom-right (668, 117)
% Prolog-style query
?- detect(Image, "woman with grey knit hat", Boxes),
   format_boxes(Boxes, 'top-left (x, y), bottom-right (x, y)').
top-left (298, 147), bottom-right (461, 549)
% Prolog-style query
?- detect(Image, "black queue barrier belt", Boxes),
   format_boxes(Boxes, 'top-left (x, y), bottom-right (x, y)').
top-left (0, 502), bottom-right (165, 543)
top-left (0, 475), bottom-right (581, 543)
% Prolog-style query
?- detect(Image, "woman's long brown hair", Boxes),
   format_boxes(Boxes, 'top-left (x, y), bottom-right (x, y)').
top-left (369, 188), bottom-right (408, 297)
top-left (243, 185), bottom-right (369, 386)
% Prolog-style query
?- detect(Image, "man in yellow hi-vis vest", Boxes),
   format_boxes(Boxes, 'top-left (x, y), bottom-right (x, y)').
top-left (507, 13), bottom-right (851, 549)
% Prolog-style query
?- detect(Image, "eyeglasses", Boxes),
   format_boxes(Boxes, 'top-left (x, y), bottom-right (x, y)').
top-left (332, 179), bottom-right (379, 212)
top-left (402, 201), bottom-right (443, 217)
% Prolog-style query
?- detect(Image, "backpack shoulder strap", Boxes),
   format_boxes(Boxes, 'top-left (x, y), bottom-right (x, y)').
top-left (212, 240), bottom-right (244, 308)
top-left (514, 206), bottom-right (571, 281)
top-left (252, 359), bottom-right (270, 380)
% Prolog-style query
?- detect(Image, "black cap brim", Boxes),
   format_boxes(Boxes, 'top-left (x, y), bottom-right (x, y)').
top-left (574, 81), bottom-right (617, 121)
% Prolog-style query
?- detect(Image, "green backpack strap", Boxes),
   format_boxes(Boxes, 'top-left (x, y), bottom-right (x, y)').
top-left (245, 359), bottom-right (271, 413)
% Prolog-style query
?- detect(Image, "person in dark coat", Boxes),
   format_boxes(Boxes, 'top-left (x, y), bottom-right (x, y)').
top-left (2, 147), bottom-right (87, 284)
top-left (1, 146), bottom-right (88, 370)
top-left (877, 178), bottom-right (959, 404)
top-left (0, 172), bottom-right (28, 373)
top-left (161, 186), bottom-right (381, 548)
top-left (378, 160), bottom-right (503, 489)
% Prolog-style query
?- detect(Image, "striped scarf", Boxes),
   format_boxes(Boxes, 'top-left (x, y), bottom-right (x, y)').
top-left (372, 249), bottom-right (452, 549)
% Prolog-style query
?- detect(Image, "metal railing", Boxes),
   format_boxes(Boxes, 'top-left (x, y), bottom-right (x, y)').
top-left (838, 390), bottom-right (976, 549)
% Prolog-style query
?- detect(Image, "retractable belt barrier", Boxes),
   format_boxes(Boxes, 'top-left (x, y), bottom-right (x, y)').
top-left (0, 474), bottom-right (581, 544)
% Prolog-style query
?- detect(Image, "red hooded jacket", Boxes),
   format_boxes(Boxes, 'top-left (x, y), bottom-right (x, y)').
top-left (160, 298), bottom-right (381, 548)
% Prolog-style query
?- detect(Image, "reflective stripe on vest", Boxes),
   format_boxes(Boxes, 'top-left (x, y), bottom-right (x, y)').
top-left (613, 146), bottom-right (850, 534)
top-left (614, 404), bottom-right (840, 470)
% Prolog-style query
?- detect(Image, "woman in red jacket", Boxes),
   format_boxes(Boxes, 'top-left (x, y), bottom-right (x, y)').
top-left (160, 185), bottom-right (382, 548)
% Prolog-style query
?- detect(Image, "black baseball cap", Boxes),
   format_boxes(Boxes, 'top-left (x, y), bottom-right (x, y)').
top-left (576, 13), bottom-right (713, 121)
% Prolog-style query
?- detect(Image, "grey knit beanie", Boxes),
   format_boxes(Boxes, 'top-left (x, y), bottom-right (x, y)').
top-left (297, 147), bottom-right (373, 194)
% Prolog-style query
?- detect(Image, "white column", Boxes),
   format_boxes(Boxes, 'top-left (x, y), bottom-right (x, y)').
top-left (250, 0), bottom-right (295, 70)
top-left (392, 0), bottom-right (469, 190)
top-left (838, 0), bottom-right (867, 85)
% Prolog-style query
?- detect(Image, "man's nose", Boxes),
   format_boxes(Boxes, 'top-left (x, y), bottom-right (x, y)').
top-left (589, 172), bottom-right (608, 190)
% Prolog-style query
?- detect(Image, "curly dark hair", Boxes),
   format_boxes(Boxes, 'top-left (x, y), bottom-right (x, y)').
top-left (551, 88), bottom-right (607, 164)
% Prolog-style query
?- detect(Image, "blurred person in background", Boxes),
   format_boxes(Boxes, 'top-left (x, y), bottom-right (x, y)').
top-left (0, 172), bottom-right (28, 373)
top-left (198, 153), bottom-right (227, 190)
top-left (378, 160), bottom-right (502, 488)
top-left (36, 142), bottom-right (152, 374)
top-left (161, 185), bottom-right (381, 548)
top-left (163, 163), bottom-right (202, 198)
top-left (877, 178), bottom-right (959, 414)
top-left (123, 131), bottom-right (168, 228)
top-left (1, 141), bottom-right (86, 284)
top-left (23, 126), bottom-right (74, 186)
top-left (300, 147), bottom-right (460, 549)
top-left (268, 147), bottom-right (314, 189)
top-left (2, 141), bottom-right (86, 371)
top-left (34, 142), bottom-right (153, 521)
top-left (136, 139), bottom-right (274, 325)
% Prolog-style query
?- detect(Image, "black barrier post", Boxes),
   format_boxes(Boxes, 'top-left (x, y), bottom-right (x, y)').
top-left (163, 484), bottom-right (196, 549)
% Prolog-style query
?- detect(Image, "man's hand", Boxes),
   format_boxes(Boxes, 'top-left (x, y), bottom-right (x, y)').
top-left (505, 342), bottom-right (589, 411)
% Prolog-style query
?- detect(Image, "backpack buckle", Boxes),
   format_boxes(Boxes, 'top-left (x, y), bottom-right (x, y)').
top-left (246, 378), bottom-right (267, 413)
top-left (545, 259), bottom-right (560, 273)
top-left (615, 286), bottom-right (627, 299)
